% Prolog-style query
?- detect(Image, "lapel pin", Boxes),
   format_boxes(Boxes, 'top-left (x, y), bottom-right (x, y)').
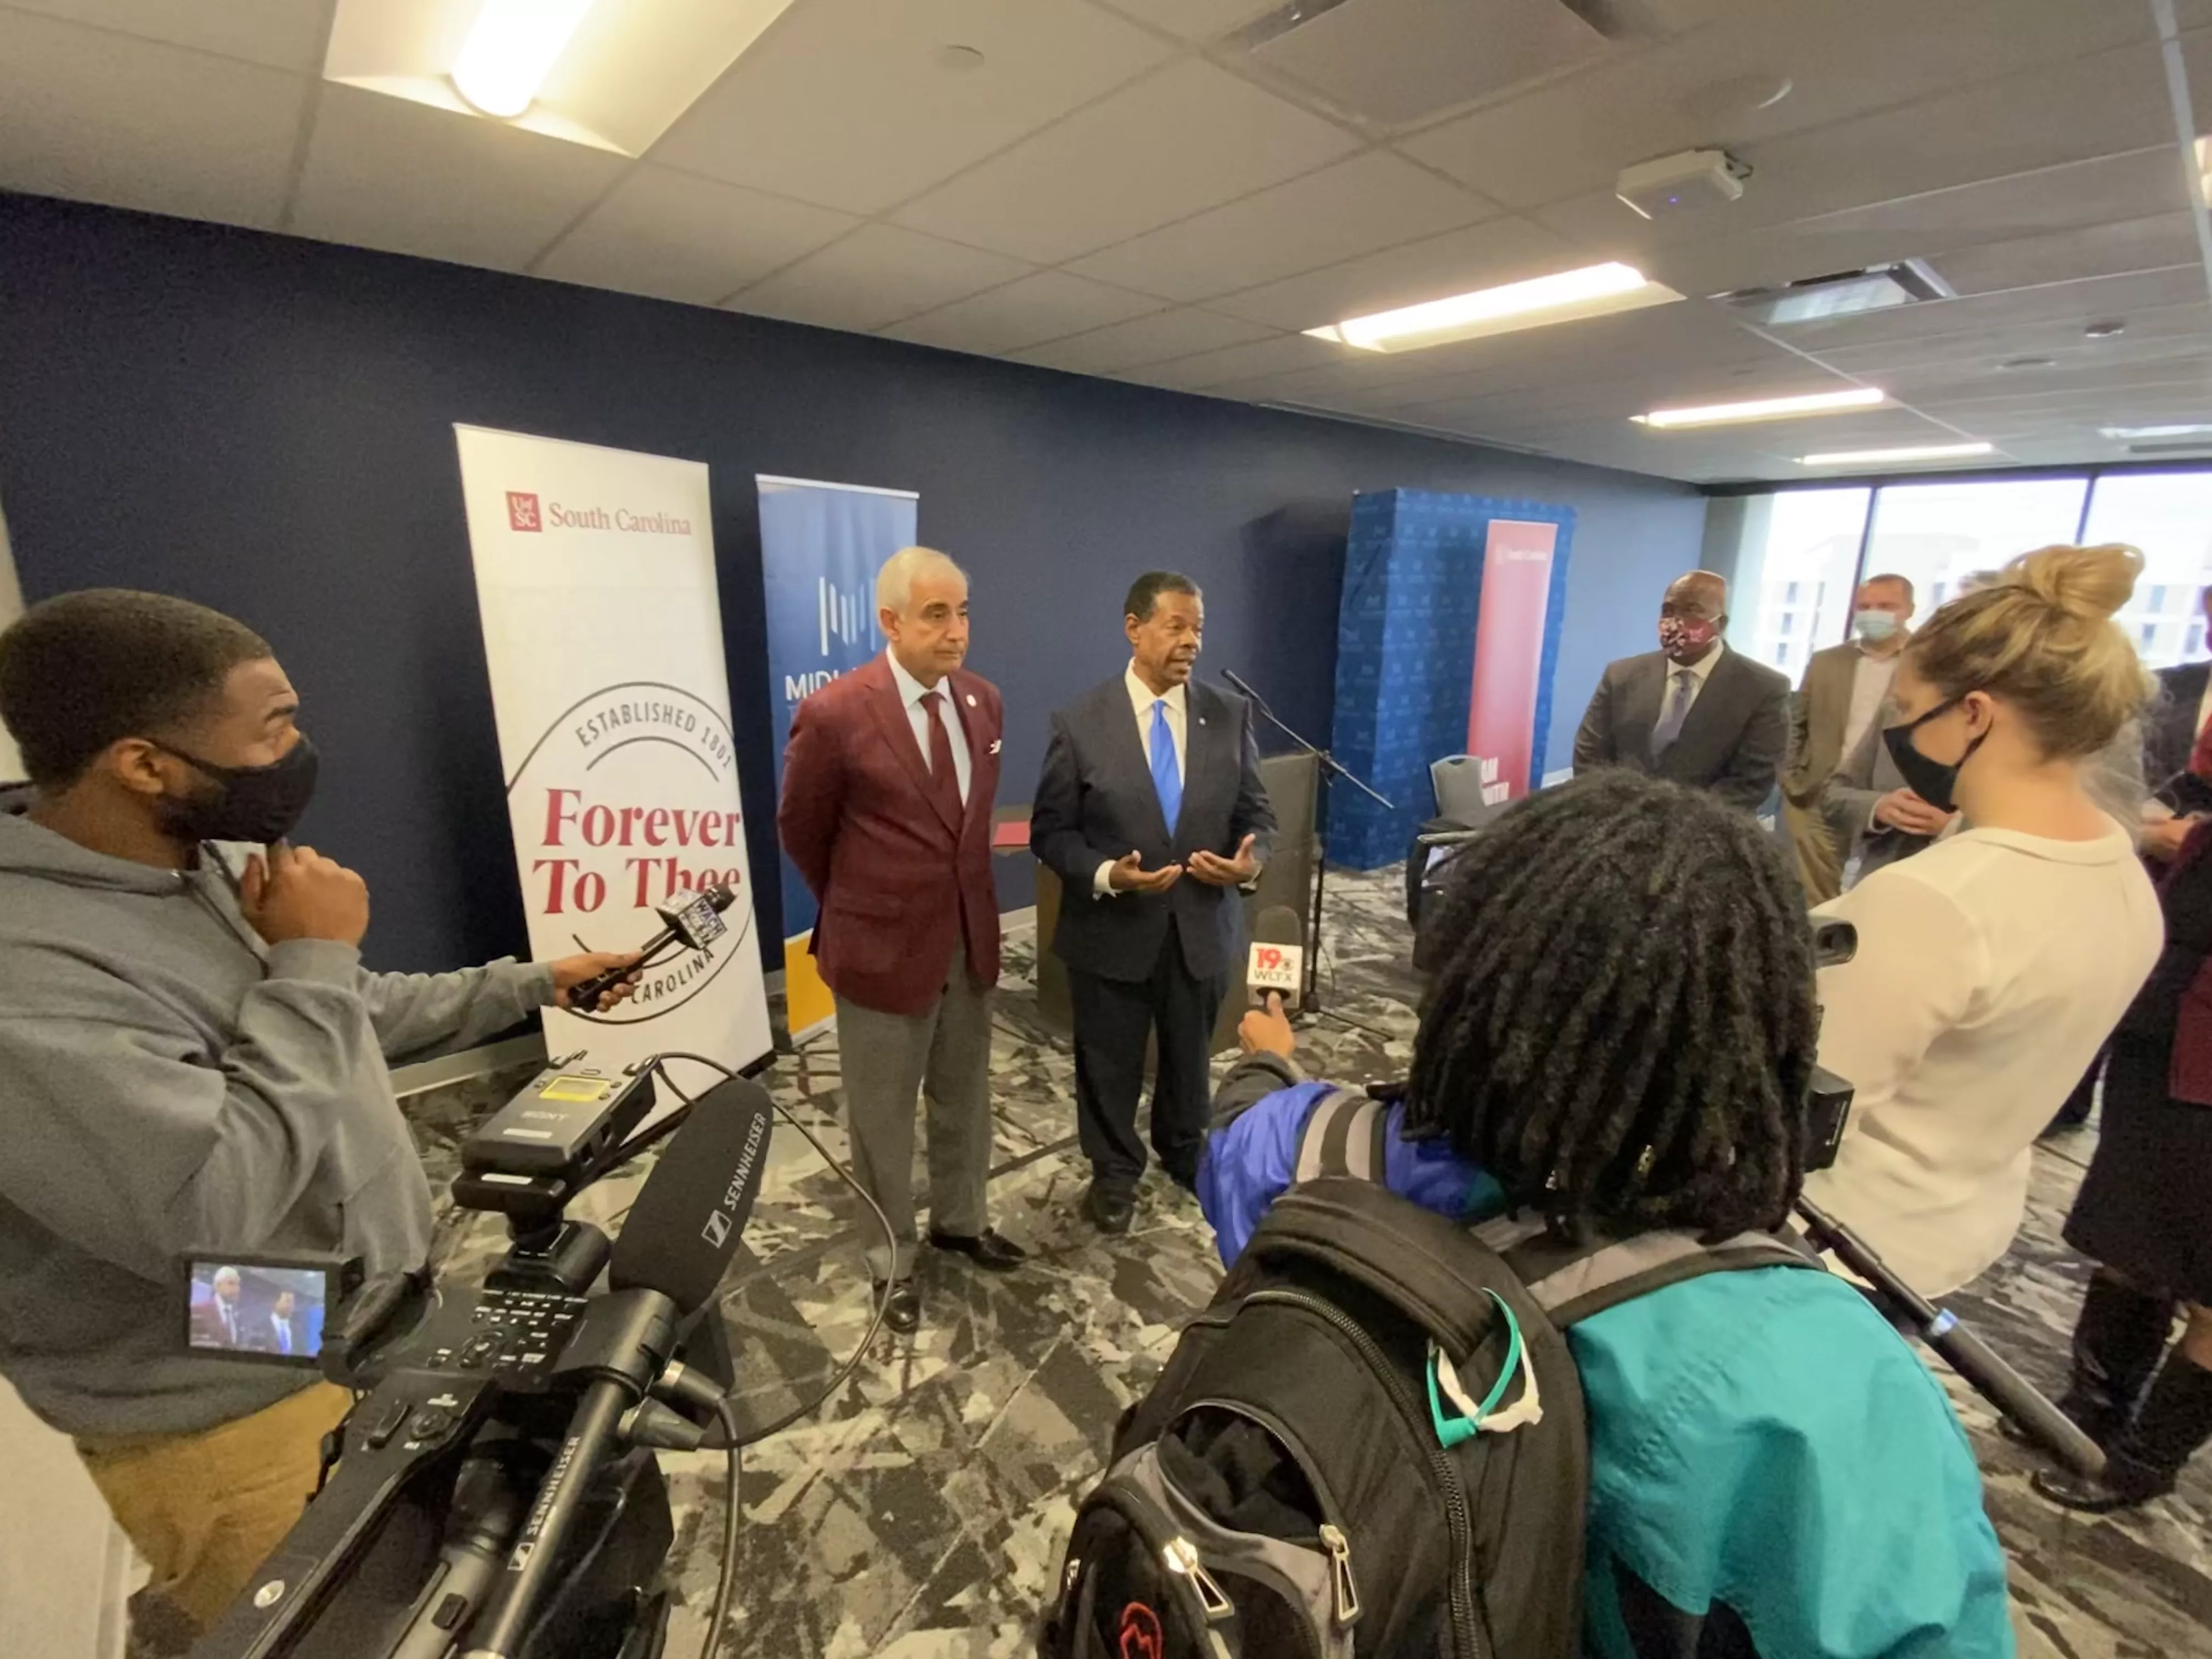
top-left (966, 693), bottom-right (977, 707)
top-left (989, 738), bottom-right (1002, 755)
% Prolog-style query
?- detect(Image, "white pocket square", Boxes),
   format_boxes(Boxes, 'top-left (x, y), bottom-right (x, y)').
top-left (989, 739), bottom-right (1003, 755)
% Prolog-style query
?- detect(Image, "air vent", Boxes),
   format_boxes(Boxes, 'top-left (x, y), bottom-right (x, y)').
top-left (1237, 0), bottom-right (1638, 127)
top-left (1719, 261), bottom-right (1955, 327)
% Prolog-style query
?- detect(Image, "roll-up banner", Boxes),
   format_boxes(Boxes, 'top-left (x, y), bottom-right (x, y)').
top-left (455, 425), bottom-right (772, 1075)
top-left (755, 475), bottom-right (918, 1037)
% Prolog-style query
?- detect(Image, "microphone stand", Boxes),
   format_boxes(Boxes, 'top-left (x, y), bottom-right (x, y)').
top-left (1222, 671), bottom-right (1393, 1013)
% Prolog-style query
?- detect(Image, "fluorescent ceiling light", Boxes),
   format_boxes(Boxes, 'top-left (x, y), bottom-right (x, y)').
top-left (2100, 422), bottom-right (2212, 441)
top-left (2198, 136), bottom-right (2211, 206)
top-left (1305, 262), bottom-right (1683, 353)
top-left (1633, 386), bottom-right (1886, 428)
top-left (1798, 442), bottom-right (1994, 466)
top-left (453, 0), bottom-right (597, 119)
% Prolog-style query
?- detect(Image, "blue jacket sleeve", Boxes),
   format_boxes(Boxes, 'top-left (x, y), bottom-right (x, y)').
top-left (1198, 1080), bottom-right (1335, 1268)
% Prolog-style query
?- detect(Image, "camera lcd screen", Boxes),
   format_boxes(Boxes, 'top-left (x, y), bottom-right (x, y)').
top-left (182, 1256), bottom-right (339, 1368)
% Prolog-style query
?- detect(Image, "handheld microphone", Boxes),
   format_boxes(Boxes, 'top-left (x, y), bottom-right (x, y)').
top-left (609, 1074), bottom-right (776, 1315)
top-left (1247, 904), bottom-right (1305, 1010)
top-left (568, 884), bottom-right (737, 1013)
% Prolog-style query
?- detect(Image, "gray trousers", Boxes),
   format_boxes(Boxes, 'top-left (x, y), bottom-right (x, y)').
top-left (833, 947), bottom-right (995, 1284)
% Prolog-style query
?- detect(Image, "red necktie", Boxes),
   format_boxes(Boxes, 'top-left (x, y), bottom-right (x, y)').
top-left (921, 691), bottom-right (963, 825)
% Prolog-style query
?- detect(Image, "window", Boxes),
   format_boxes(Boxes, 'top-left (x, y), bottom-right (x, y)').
top-left (1861, 477), bottom-right (2090, 630)
top-left (1737, 488), bottom-right (1872, 682)
top-left (2080, 471), bottom-right (2212, 669)
top-left (1729, 470), bottom-right (2212, 677)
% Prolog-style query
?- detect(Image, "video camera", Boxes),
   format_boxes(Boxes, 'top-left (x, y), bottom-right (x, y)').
top-left (177, 883), bottom-right (876, 1659)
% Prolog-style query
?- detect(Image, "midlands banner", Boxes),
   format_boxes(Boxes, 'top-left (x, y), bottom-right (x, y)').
top-left (755, 475), bottom-right (918, 1037)
top-left (455, 425), bottom-right (773, 1076)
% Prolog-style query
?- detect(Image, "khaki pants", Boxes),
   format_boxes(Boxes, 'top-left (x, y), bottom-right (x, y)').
top-left (76, 1381), bottom-right (353, 1637)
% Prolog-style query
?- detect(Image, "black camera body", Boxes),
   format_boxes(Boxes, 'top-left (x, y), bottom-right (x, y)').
top-left (187, 1056), bottom-right (774, 1659)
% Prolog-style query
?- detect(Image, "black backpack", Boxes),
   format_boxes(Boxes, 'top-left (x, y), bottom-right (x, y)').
top-left (1041, 1087), bottom-right (1817, 1659)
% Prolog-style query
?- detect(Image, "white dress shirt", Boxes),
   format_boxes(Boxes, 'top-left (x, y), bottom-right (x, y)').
top-left (1655, 641), bottom-right (1725, 731)
top-left (269, 1313), bottom-right (293, 1355)
top-left (886, 650), bottom-right (970, 807)
top-left (1095, 664), bottom-right (1187, 897)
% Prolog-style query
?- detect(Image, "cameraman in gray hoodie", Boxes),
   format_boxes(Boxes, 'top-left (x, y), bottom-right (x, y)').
top-left (0, 589), bottom-right (640, 1637)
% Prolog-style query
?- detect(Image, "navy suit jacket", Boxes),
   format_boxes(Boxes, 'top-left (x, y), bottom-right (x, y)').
top-left (1031, 676), bottom-right (1274, 983)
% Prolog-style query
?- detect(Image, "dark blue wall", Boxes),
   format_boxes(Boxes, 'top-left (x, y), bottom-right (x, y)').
top-left (0, 191), bottom-right (1706, 974)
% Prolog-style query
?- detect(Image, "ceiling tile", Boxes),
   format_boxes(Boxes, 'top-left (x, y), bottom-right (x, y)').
top-left (0, 8), bottom-right (305, 230)
top-left (1088, 0), bottom-right (1280, 40)
top-left (1398, 0), bottom-right (2164, 211)
top-left (889, 58), bottom-right (1363, 263)
top-left (729, 223), bottom-right (1035, 332)
top-left (1065, 150), bottom-right (1498, 302)
top-left (532, 166), bottom-right (856, 306)
top-left (879, 270), bottom-right (1163, 354)
top-left (1115, 331), bottom-right (1360, 390)
top-left (1207, 213), bottom-right (1581, 330)
top-left (290, 82), bottom-right (629, 272)
top-left (2, 0), bottom-right (332, 71)
top-left (1011, 307), bottom-right (1276, 373)
top-left (647, 0), bottom-right (1171, 216)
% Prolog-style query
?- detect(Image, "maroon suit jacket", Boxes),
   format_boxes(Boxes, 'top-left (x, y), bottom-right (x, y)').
top-left (776, 653), bottom-right (1002, 1016)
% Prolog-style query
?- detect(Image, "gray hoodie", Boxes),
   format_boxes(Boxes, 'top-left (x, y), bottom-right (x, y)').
top-left (0, 806), bottom-right (553, 1438)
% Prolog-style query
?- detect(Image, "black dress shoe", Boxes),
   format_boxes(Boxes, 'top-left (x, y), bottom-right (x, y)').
top-left (928, 1227), bottom-right (1029, 1272)
top-left (874, 1281), bottom-right (921, 1335)
top-left (1085, 1185), bottom-right (1135, 1235)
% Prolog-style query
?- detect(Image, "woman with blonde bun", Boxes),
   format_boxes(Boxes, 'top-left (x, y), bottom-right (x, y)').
top-left (1805, 543), bottom-right (2161, 1297)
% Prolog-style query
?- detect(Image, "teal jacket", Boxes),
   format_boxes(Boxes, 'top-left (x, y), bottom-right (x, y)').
top-left (1200, 1077), bottom-right (2015, 1659)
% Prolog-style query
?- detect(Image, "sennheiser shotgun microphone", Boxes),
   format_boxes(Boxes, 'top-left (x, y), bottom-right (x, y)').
top-left (568, 884), bottom-right (737, 1013)
top-left (464, 1075), bottom-right (775, 1659)
top-left (610, 1074), bottom-right (776, 1314)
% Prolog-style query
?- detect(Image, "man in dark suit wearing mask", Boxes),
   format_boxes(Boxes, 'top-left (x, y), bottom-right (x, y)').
top-left (1032, 573), bottom-right (1274, 1235)
top-left (1572, 571), bottom-right (1790, 812)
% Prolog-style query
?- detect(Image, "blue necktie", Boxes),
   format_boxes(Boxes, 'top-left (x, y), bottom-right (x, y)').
top-left (1150, 699), bottom-right (1182, 833)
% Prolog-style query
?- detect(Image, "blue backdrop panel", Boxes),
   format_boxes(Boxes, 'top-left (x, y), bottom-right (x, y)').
top-left (1328, 489), bottom-right (1575, 870)
top-left (757, 478), bottom-right (917, 936)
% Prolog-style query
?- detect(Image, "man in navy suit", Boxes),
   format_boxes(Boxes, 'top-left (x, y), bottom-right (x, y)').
top-left (1032, 573), bottom-right (1275, 1234)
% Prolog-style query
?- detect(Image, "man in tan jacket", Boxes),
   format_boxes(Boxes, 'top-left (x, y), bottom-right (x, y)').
top-left (1782, 573), bottom-right (1915, 899)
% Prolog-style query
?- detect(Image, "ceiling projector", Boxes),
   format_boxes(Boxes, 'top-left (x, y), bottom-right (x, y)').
top-left (1616, 150), bottom-right (1751, 218)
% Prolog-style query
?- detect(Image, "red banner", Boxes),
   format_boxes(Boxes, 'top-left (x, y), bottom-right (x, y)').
top-left (1466, 518), bottom-right (1559, 799)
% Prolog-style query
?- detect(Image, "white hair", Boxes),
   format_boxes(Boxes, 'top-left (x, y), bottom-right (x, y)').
top-left (876, 546), bottom-right (967, 617)
top-left (211, 1266), bottom-right (240, 1287)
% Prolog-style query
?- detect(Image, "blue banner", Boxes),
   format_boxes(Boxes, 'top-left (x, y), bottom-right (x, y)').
top-left (755, 476), bottom-right (918, 946)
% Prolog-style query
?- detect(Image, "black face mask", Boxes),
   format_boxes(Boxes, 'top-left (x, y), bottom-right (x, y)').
top-left (1881, 698), bottom-right (1983, 816)
top-left (151, 736), bottom-right (320, 845)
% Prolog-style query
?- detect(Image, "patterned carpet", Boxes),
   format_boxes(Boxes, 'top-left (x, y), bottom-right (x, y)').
top-left (405, 866), bottom-right (2212, 1659)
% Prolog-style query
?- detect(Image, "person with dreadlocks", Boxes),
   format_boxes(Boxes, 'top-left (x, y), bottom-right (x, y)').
top-left (1197, 769), bottom-right (2012, 1659)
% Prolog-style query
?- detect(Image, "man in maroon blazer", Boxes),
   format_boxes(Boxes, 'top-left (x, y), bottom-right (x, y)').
top-left (777, 546), bottom-right (1024, 1334)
